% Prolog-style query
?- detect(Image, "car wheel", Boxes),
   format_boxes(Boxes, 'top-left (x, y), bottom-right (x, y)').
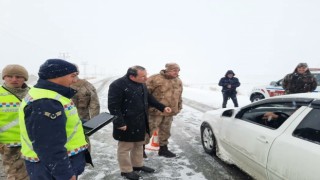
top-left (201, 123), bottom-right (216, 155)
top-left (251, 94), bottom-right (265, 102)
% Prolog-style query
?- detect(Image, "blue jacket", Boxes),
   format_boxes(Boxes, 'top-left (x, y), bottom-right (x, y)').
top-left (23, 79), bottom-right (87, 179)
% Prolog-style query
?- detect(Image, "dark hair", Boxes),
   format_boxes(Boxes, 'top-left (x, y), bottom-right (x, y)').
top-left (126, 65), bottom-right (145, 78)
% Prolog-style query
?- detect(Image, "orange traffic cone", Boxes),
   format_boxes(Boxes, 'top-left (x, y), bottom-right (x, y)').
top-left (145, 130), bottom-right (160, 151)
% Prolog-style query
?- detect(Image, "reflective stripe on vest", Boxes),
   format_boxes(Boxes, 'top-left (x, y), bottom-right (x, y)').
top-left (19, 87), bottom-right (88, 161)
top-left (0, 87), bottom-right (21, 146)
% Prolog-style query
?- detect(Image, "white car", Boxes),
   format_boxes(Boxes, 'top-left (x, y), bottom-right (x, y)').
top-left (249, 68), bottom-right (320, 102)
top-left (200, 93), bottom-right (320, 180)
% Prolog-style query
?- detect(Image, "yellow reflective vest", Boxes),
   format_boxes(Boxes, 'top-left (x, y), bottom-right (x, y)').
top-left (19, 87), bottom-right (88, 161)
top-left (0, 87), bottom-right (21, 146)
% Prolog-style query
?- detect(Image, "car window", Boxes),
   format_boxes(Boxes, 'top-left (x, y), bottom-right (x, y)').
top-left (236, 102), bottom-right (299, 129)
top-left (293, 108), bottom-right (320, 145)
top-left (313, 73), bottom-right (320, 84)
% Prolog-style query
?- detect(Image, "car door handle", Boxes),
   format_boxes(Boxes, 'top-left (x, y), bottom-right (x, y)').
top-left (257, 136), bottom-right (268, 144)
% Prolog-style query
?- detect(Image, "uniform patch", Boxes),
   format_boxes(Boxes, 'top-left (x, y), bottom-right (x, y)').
top-left (44, 111), bottom-right (62, 120)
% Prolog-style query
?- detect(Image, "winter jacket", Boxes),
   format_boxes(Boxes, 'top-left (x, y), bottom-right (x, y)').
top-left (218, 74), bottom-right (240, 95)
top-left (282, 67), bottom-right (317, 94)
top-left (71, 79), bottom-right (100, 121)
top-left (0, 84), bottom-right (29, 146)
top-left (108, 75), bottom-right (166, 142)
top-left (20, 79), bottom-right (89, 179)
top-left (146, 70), bottom-right (183, 116)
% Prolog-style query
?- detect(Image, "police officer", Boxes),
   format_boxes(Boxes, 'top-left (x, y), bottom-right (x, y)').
top-left (19, 59), bottom-right (92, 180)
top-left (0, 64), bottom-right (29, 180)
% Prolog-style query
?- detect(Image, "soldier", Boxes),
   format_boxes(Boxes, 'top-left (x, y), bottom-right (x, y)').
top-left (71, 78), bottom-right (100, 152)
top-left (144, 63), bottom-right (183, 158)
top-left (0, 64), bottom-right (29, 180)
top-left (70, 78), bottom-right (100, 121)
top-left (282, 63), bottom-right (317, 94)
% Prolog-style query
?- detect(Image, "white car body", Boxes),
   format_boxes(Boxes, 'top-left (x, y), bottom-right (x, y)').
top-left (200, 93), bottom-right (320, 180)
top-left (249, 68), bottom-right (320, 102)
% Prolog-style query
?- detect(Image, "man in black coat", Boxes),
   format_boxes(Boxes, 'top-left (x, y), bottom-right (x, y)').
top-left (108, 65), bottom-right (171, 180)
top-left (218, 70), bottom-right (240, 108)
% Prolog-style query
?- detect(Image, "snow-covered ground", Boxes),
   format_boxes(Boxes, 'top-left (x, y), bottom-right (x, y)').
top-left (79, 78), bottom-right (253, 180)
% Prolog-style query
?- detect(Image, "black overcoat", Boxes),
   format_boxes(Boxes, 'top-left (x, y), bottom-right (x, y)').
top-left (108, 75), bottom-right (165, 142)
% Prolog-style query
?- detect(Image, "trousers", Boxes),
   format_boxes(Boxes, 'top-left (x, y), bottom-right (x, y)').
top-left (117, 141), bottom-right (144, 172)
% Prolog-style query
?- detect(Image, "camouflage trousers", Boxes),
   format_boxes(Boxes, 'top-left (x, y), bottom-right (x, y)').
top-left (145, 115), bottom-right (173, 146)
top-left (0, 144), bottom-right (29, 180)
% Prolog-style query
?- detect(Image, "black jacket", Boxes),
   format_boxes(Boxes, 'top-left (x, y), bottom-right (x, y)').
top-left (108, 76), bottom-right (165, 142)
top-left (218, 76), bottom-right (240, 94)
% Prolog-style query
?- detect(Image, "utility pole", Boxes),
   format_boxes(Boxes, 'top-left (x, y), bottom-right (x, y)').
top-left (59, 52), bottom-right (70, 60)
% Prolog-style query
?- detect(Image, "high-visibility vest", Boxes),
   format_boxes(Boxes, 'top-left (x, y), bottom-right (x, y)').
top-left (19, 87), bottom-right (88, 162)
top-left (0, 87), bottom-right (21, 146)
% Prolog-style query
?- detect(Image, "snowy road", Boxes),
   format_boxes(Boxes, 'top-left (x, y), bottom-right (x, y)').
top-left (79, 79), bottom-right (252, 180)
top-left (0, 78), bottom-right (252, 179)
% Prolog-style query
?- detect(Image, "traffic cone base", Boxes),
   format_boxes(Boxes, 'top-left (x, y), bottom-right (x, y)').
top-left (145, 130), bottom-right (160, 151)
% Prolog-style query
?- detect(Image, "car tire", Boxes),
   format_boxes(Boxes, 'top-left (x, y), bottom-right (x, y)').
top-left (251, 94), bottom-right (265, 102)
top-left (201, 123), bottom-right (216, 155)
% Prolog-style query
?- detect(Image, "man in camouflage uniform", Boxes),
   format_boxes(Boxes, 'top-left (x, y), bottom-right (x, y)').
top-left (70, 78), bottom-right (100, 121)
top-left (0, 64), bottom-right (29, 180)
top-left (71, 78), bottom-right (100, 152)
top-left (282, 63), bottom-right (317, 94)
top-left (144, 63), bottom-right (183, 158)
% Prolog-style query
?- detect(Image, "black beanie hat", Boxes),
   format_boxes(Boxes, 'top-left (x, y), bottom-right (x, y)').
top-left (38, 59), bottom-right (78, 80)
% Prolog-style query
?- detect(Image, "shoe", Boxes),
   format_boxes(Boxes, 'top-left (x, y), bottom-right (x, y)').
top-left (158, 145), bottom-right (176, 158)
top-left (120, 171), bottom-right (141, 180)
top-left (133, 166), bottom-right (155, 173)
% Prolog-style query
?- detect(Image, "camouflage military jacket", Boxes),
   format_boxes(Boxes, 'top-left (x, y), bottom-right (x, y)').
top-left (282, 72), bottom-right (317, 94)
top-left (71, 79), bottom-right (100, 120)
top-left (146, 70), bottom-right (183, 116)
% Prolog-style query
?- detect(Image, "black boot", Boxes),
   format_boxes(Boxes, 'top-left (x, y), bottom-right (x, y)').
top-left (158, 145), bottom-right (176, 158)
top-left (143, 145), bottom-right (147, 158)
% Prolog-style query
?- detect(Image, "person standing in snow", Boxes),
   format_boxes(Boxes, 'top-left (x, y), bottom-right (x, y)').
top-left (71, 78), bottom-right (100, 122)
top-left (0, 64), bottom-right (30, 180)
top-left (218, 70), bottom-right (240, 108)
top-left (71, 77), bottom-right (100, 152)
top-left (108, 65), bottom-right (171, 180)
top-left (282, 63), bottom-right (317, 94)
top-left (144, 63), bottom-right (183, 158)
top-left (19, 59), bottom-right (92, 180)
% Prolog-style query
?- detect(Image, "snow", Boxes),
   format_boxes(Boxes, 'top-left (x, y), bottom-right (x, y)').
top-left (79, 78), bottom-right (254, 180)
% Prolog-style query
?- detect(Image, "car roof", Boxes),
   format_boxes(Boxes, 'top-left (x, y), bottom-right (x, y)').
top-left (245, 93), bottom-right (320, 108)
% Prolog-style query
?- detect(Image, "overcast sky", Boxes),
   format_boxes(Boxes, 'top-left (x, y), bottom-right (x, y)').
top-left (1, 0), bottom-right (320, 84)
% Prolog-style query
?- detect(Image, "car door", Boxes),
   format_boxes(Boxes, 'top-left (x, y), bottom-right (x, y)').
top-left (218, 103), bottom-right (297, 180)
top-left (267, 107), bottom-right (320, 180)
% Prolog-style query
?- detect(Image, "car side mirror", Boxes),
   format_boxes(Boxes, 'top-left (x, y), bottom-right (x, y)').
top-left (222, 109), bottom-right (234, 117)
